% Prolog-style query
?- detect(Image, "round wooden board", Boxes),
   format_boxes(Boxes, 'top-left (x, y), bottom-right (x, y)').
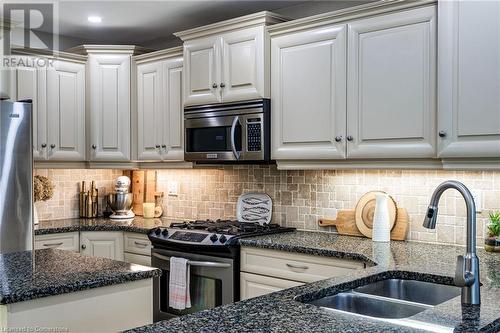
top-left (355, 191), bottom-right (397, 238)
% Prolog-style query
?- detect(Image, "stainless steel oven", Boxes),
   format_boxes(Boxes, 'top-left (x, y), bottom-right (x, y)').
top-left (151, 248), bottom-right (235, 321)
top-left (184, 99), bottom-right (270, 162)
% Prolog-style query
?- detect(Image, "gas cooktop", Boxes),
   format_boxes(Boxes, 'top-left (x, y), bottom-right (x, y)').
top-left (148, 219), bottom-right (295, 248)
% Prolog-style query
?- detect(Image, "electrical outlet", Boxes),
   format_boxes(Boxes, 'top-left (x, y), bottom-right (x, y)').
top-left (472, 190), bottom-right (482, 213)
top-left (168, 181), bottom-right (178, 196)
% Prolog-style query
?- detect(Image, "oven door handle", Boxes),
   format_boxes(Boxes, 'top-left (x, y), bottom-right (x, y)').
top-left (230, 116), bottom-right (241, 160)
top-left (152, 253), bottom-right (232, 268)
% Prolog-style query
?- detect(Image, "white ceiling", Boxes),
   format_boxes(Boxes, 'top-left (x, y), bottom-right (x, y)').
top-left (4, 1), bottom-right (373, 49)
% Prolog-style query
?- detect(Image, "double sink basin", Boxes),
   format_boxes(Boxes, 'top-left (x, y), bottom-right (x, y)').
top-left (307, 278), bottom-right (461, 320)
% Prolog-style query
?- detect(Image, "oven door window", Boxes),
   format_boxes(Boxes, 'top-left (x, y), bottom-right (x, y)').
top-left (186, 125), bottom-right (241, 152)
top-left (160, 271), bottom-right (223, 316)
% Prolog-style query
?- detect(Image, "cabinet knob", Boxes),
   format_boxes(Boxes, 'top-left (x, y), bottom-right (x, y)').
top-left (92, 144), bottom-right (97, 150)
top-left (155, 144), bottom-right (160, 149)
top-left (346, 135), bottom-right (354, 142)
top-left (334, 136), bottom-right (342, 143)
top-left (50, 144), bottom-right (56, 149)
top-left (161, 144), bottom-right (167, 149)
top-left (220, 83), bottom-right (226, 88)
top-left (81, 244), bottom-right (86, 249)
top-left (212, 83), bottom-right (218, 89)
top-left (438, 131), bottom-right (447, 138)
top-left (41, 143), bottom-right (47, 148)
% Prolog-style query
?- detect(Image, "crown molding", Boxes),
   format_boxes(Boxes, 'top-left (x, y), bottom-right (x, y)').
top-left (133, 46), bottom-right (183, 63)
top-left (11, 47), bottom-right (87, 63)
top-left (66, 44), bottom-right (151, 56)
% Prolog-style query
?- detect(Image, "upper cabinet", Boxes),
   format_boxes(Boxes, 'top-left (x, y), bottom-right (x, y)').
top-left (346, 6), bottom-right (436, 159)
top-left (438, 1), bottom-right (500, 158)
top-left (68, 45), bottom-right (148, 162)
top-left (175, 11), bottom-right (288, 106)
top-left (269, 3), bottom-right (437, 166)
top-left (134, 47), bottom-right (184, 161)
top-left (12, 52), bottom-right (86, 161)
top-left (271, 24), bottom-right (347, 160)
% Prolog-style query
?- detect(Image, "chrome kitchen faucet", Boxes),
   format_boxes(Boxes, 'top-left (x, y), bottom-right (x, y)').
top-left (423, 180), bottom-right (480, 305)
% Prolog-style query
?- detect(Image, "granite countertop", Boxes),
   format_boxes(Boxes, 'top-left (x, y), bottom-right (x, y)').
top-left (34, 217), bottom-right (176, 235)
top-left (0, 248), bottom-right (161, 304)
top-left (126, 231), bottom-right (500, 333)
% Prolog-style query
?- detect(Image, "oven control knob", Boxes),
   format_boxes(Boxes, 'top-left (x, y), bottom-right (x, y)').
top-left (154, 228), bottom-right (162, 235)
top-left (219, 235), bottom-right (227, 243)
top-left (210, 234), bottom-right (218, 242)
top-left (161, 229), bottom-right (169, 236)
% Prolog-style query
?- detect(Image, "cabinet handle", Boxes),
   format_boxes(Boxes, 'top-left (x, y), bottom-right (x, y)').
top-left (155, 144), bottom-right (160, 149)
top-left (134, 241), bottom-right (149, 248)
top-left (220, 83), bottom-right (226, 88)
top-left (212, 83), bottom-right (218, 89)
top-left (50, 144), bottom-right (56, 149)
top-left (438, 131), bottom-right (447, 138)
top-left (286, 263), bottom-right (309, 270)
top-left (335, 136), bottom-right (343, 143)
top-left (161, 144), bottom-right (167, 149)
top-left (41, 143), bottom-right (47, 148)
top-left (346, 135), bottom-right (354, 142)
top-left (42, 242), bottom-right (63, 247)
top-left (92, 144), bottom-right (97, 150)
top-left (81, 244), bottom-right (86, 249)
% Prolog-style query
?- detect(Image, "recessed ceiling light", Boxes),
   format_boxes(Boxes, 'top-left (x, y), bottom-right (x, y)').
top-left (87, 16), bottom-right (102, 24)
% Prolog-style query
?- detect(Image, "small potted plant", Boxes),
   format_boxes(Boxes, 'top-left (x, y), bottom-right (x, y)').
top-left (485, 211), bottom-right (500, 252)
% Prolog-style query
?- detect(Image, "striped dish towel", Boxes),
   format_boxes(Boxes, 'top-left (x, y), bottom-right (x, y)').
top-left (169, 257), bottom-right (191, 310)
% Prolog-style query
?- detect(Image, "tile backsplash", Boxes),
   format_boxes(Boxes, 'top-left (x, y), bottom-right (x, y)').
top-left (35, 166), bottom-right (500, 247)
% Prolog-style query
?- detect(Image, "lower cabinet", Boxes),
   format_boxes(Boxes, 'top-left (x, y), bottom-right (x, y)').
top-left (80, 231), bottom-right (124, 261)
top-left (34, 232), bottom-right (79, 252)
top-left (240, 246), bottom-right (365, 300)
top-left (240, 272), bottom-right (303, 300)
top-left (124, 252), bottom-right (151, 266)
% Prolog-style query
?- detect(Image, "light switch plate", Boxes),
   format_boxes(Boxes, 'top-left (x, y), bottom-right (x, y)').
top-left (168, 181), bottom-right (178, 196)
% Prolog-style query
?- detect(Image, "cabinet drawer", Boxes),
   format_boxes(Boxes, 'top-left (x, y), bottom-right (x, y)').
top-left (35, 232), bottom-right (79, 252)
top-left (124, 252), bottom-right (151, 267)
top-left (241, 247), bottom-right (365, 283)
top-left (240, 272), bottom-right (303, 300)
top-left (124, 233), bottom-right (151, 256)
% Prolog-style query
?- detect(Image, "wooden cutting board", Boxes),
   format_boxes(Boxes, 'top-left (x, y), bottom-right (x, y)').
top-left (131, 170), bottom-right (157, 216)
top-left (318, 208), bottom-right (409, 241)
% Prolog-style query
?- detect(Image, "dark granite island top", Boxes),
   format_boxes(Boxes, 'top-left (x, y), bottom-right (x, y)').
top-left (0, 248), bottom-right (161, 304)
top-left (125, 231), bottom-right (500, 333)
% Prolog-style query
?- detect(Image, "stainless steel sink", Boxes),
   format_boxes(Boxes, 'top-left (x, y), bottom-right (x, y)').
top-left (310, 292), bottom-right (429, 319)
top-left (353, 279), bottom-right (461, 306)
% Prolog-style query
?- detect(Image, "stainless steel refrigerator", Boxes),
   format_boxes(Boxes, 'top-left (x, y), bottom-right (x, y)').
top-left (0, 99), bottom-right (33, 254)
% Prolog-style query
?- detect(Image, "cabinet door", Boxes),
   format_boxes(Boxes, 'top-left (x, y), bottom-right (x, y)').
top-left (34, 232), bottom-right (79, 252)
top-left (271, 24), bottom-right (347, 160)
top-left (240, 272), bottom-right (303, 300)
top-left (183, 36), bottom-right (221, 106)
top-left (137, 61), bottom-right (163, 161)
top-left (438, 1), bottom-right (500, 158)
top-left (162, 58), bottom-right (184, 161)
top-left (89, 54), bottom-right (131, 161)
top-left (46, 60), bottom-right (86, 161)
top-left (221, 26), bottom-right (266, 102)
top-left (14, 64), bottom-right (47, 160)
top-left (347, 6), bottom-right (436, 158)
top-left (80, 231), bottom-right (124, 261)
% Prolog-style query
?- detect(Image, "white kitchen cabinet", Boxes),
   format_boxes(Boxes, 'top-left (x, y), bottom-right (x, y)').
top-left (240, 272), bottom-right (303, 300)
top-left (183, 36), bottom-right (221, 105)
top-left (438, 1), bottom-right (500, 158)
top-left (46, 60), bottom-right (86, 160)
top-left (346, 6), bottom-right (436, 159)
top-left (34, 232), bottom-right (79, 252)
top-left (88, 53), bottom-right (132, 161)
top-left (123, 232), bottom-right (151, 256)
top-left (13, 54), bottom-right (86, 162)
top-left (135, 47), bottom-right (184, 161)
top-left (124, 252), bottom-right (151, 266)
top-left (175, 12), bottom-right (287, 106)
top-left (271, 24), bottom-right (347, 160)
top-left (80, 231), bottom-right (124, 261)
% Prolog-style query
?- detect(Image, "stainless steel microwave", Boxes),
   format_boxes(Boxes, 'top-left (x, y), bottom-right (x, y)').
top-left (184, 99), bottom-right (270, 162)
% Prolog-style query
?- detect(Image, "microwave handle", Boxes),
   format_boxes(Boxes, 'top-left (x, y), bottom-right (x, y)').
top-left (152, 252), bottom-right (231, 268)
top-left (230, 116), bottom-right (241, 160)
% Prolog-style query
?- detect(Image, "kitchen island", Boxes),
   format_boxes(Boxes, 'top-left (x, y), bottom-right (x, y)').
top-left (0, 248), bottom-right (160, 332)
top-left (126, 231), bottom-right (500, 333)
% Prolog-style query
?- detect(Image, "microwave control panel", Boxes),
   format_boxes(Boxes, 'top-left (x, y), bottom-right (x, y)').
top-left (247, 119), bottom-right (262, 152)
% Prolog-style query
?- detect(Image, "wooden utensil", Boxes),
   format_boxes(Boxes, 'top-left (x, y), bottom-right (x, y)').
top-left (355, 191), bottom-right (397, 238)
